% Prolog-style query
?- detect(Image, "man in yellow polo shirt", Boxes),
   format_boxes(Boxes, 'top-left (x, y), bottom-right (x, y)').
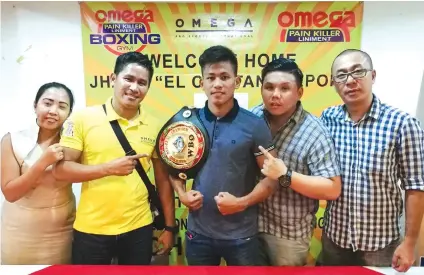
top-left (53, 52), bottom-right (176, 265)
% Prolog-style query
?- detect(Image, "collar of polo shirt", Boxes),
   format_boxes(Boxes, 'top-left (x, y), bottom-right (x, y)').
top-left (104, 97), bottom-right (148, 125)
top-left (204, 99), bottom-right (240, 122)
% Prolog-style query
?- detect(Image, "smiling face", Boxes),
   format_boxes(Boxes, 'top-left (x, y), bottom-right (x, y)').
top-left (200, 61), bottom-right (240, 107)
top-left (111, 63), bottom-right (151, 111)
top-left (34, 87), bottom-right (72, 130)
top-left (261, 71), bottom-right (303, 117)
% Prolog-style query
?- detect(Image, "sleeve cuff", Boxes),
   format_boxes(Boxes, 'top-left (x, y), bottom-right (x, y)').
top-left (402, 177), bottom-right (424, 191)
top-left (60, 141), bottom-right (83, 152)
top-left (312, 170), bottom-right (341, 179)
top-left (254, 145), bottom-right (275, 157)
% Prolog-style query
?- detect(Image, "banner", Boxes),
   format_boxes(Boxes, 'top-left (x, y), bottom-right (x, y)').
top-left (79, 1), bottom-right (363, 265)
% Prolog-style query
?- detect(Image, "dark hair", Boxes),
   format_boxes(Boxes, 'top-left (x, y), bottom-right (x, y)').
top-left (261, 58), bottom-right (304, 88)
top-left (114, 51), bottom-right (154, 86)
top-left (34, 82), bottom-right (75, 113)
top-left (331, 49), bottom-right (373, 72)
top-left (199, 45), bottom-right (238, 76)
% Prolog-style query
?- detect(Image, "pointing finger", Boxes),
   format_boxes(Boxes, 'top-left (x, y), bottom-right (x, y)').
top-left (128, 153), bottom-right (149, 160)
top-left (258, 146), bottom-right (274, 160)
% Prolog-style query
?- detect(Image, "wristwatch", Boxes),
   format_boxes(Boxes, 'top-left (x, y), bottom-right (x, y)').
top-left (164, 225), bottom-right (179, 234)
top-left (278, 169), bottom-right (292, 188)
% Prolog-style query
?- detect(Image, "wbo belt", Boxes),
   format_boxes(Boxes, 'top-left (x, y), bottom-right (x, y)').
top-left (156, 106), bottom-right (210, 180)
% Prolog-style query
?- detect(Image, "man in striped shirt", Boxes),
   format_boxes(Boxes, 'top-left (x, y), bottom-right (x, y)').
top-left (251, 58), bottom-right (341, 266)
top-left (320, 49), bottom-right (424, 273)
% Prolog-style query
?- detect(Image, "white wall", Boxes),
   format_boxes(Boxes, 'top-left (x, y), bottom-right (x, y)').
top-left (360, 1), bottom-right (424, 116)
top-left (0, 1), bottom-right (86, 210)
top-left (0, 1), bottom-right (86, 135)
top-left (1, 0), bottom-right (424, 259)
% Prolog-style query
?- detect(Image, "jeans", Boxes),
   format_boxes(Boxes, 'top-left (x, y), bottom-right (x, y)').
top-left (72, 224), bottom-right (153, 265)
top-left (185, 230), bottom-right (259, 266)
top-left (321, 232), bottom-right (401, 266)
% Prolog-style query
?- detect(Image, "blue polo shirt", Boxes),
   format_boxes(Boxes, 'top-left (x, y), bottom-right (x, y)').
top-left (187, 99), bottom-right (274, 240)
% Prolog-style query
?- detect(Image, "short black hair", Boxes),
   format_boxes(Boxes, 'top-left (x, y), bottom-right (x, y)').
top-left (199, 45), bottom-right (238, 76)
top-left (34, 82), bottom-right (75, 113)
top-left (114, 52), bottom-right (154, 87)
top-left (261, 58), bottom-right (304, 88)
top-left (331, 49), bottom-right (373, 72)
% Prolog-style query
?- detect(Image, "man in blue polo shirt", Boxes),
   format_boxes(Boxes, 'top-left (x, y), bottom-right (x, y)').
top-left (169, 45), bottom-right (277, 266)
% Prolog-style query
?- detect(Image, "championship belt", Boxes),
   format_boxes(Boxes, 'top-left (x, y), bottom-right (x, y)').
top-left (156, 106), bottom-right (210, 180)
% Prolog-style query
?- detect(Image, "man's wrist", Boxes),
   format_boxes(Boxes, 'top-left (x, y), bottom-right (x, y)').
top-left (100, 162), bottom-right (112, 177)
top-left (279, 166), bottom-right (288, 177)
top-left (176, 189), bottom-right (186, 199)
top-left (404, 236), bottom-right (417, 247)
top-left (164, 225), bottom-right (179, 234)
top-left (274, 168), bottom-right (286, 181)
top-left (237, 197), bottom-right (249, 211)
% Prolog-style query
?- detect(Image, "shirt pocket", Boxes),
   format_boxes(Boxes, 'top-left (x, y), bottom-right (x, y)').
top-left (361, 143), bottom-right (389, 173)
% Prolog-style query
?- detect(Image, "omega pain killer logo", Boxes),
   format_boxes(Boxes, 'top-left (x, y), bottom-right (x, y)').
top-left (277, 10), bottom-right (356, 43)
top-left (90, 9), bottom-right (161, 55)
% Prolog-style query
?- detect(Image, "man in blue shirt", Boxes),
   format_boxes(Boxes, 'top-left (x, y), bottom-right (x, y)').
top-left (170, 45), bottom-right (277, 266)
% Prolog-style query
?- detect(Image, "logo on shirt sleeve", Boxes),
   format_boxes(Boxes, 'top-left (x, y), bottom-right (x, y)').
top-left (63, 120), bottom-right (74, 137)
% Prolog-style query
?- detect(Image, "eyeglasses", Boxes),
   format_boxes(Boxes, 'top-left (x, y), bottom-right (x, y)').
top-left (333, 69), bottom-right (372, 83)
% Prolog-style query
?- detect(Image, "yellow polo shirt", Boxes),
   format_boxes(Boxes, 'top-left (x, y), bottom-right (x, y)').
top-left (60, 98), bottom-right (161, 235)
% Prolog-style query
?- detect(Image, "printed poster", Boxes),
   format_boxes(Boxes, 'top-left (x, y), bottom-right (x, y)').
top-left (79, 1), bottom-right (364, 265)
